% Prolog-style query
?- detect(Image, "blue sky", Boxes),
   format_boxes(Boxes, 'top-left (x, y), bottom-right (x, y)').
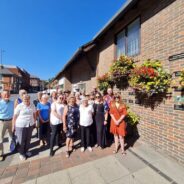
top-left (0, 0), bottom-right (126, 80)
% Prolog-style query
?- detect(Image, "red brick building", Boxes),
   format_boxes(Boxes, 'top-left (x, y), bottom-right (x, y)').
top-left (0, 65), bottom-right (31, 93)
top-left (54, 0), bottom-right (184, 164)
top-left (30, 75), bottom-right (41, 92)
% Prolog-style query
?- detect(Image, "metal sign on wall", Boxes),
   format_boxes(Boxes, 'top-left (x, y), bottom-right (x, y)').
top-left (169, 53), bottom-right (184, 61)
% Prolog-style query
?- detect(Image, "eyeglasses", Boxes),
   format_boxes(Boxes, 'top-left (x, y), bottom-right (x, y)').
top-left (115, 96), bottom-right (120, 99)
top-left (96, 96), bottom-right (100, 98)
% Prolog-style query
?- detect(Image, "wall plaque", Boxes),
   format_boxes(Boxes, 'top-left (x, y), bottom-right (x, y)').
top-left (128, 99), bottom-right (134, 104)
top-left (169, 53), bottom-right (184, 61)
top-left (128, 92), bottom-right (135, 96)
top-left (174, 104), bottom-right (184, 111)
top-left (135, 99), bottom-right (141, 104)
top-left (123, 99), bottom-right (127, 103)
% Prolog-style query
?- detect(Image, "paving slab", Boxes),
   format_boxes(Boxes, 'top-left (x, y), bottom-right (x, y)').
top-left (93, 155), bottom-right (130, 183)
top-left (110, 174), bottom-right (142, 184)
top-left (129, 143), bottom-right (165, 164)
top-left (132, 167), bottom-right (171, 184)
top-left (153, 158), bottom-right (184, 184)
top-left (115, 152), bottom-right (147, 173)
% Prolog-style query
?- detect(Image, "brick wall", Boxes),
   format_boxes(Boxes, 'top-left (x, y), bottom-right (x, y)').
top-left (97, 0), bottom-right (184, 164)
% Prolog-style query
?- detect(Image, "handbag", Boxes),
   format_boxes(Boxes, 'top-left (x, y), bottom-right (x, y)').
top-left (10, 133), bottom-right (17, 153)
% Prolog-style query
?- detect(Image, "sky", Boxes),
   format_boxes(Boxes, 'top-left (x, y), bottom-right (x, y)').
top-left (0, 0), bottom-right (126, 80)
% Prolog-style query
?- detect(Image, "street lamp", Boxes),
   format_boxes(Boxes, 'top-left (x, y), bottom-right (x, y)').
top-left (0, 49), bottom-right (5, 92)
top-left (0, 49), bottom-right (5, 66)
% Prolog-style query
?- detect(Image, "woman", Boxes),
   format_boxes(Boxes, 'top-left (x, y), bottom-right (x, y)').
top-left (50, 91), bottom-right (58, 104)
top-left (79, 98), bottom-right (94, 152)
top-left (14, 89), bottom-right (27, 108)
top-left (75, 92), bottom-right (81, 106)
top-left (93, 93), bottom-right (109, 149)
top-left (63, 96), bottom-right (79, 158)
top-left (109, 93), bottom-right (127, 155)
top-left (37, 94), bottom-right (51, 147)
top-left (50, 94), bottom-right (65, 156)
top-left (33, 92), bottom-right (43, 138)
top-left (12, 94), bottom-right (36, 161)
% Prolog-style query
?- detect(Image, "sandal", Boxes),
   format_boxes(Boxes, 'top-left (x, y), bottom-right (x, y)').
top-left (113, 149), bottom-right (118, 154)
top-left (65, 151), bottom-right (69, 158)
top-left (121, 151), bottom-right (127, 156)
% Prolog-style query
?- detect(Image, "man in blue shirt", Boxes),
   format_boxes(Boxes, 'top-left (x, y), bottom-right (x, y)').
top-left (0, 90), bottom-right (14, 161)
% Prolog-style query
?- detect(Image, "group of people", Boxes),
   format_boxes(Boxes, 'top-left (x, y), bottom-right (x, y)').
top-left (0, 87), bottom-right (128, 161)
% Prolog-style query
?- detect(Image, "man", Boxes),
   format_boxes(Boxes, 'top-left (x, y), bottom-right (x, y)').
top-left (0, 90), bottom-right (14, 161)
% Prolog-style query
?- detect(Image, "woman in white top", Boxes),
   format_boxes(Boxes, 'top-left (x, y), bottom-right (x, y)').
top-left (79, 97), bottom-right (94, 152)
top-left (50, 94), bottom-right (65, 156)
top-left (12, 94), bottom-right (36, 161)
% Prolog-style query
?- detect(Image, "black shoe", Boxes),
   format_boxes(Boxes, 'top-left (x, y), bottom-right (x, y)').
top-left (50, 151), bottom-right (54, 157)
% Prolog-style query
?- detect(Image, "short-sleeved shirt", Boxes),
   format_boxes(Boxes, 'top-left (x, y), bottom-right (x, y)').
top-left (0, 99), bottom-right (14, 120)
top-left (50, 102), bottom-right (65, 125)
top-left (14, 103), bottom-right (36, 127)
top-left (79, 105), bottom-right (94, 127)
top-left (37, 102), bottom-right (51, 121)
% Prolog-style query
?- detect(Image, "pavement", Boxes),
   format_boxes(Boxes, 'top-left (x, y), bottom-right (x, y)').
top-left (0, 129), bottom-right (184, 184)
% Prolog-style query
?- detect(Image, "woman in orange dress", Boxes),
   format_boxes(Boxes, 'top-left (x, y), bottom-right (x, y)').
top-left (109, 93), bottom-right (127, 155)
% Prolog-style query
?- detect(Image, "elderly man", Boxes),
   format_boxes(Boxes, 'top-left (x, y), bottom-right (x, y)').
top-left (0, 90), bottom-right (14, 161)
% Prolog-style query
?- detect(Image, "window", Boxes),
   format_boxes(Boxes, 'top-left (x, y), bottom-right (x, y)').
top-left (116, 30), bottom-right (126, 58)
top-left (116, 18), bottom-right (140, 58)
top-left (127, 18), bottom-right (140, 56)
top-left (78, 83), bottom-right (86, 92)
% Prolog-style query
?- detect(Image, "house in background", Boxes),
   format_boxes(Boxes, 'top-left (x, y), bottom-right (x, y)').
top-left (30, 75), bottom-right (40, 92)
top-left (0, 65), bottom-right (19, 93)
top-left (53, 0), bottom-right (184, 164)
top-left (54, 42), bottom-right (98, 93)
top-left (4, 65), bottom-right (30, 92)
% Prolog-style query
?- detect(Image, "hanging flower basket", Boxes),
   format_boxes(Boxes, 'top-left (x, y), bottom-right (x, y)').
top-left (129, 60), bottom-right (171, 97)
top-left (180, 69), bottom-right (184, 88)
top-left (97, 73), bottom-right (114, 92)
top-left (109, 55), bottom-right (135, 89)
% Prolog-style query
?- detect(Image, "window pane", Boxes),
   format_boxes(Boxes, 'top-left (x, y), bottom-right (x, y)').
top-left (127, 18), bottom-right (140, 56)
top-left (116, 30), bottom-right (126, 59)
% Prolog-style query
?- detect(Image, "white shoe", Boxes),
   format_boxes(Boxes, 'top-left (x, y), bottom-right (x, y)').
top-left (81, 147), bottom-right (85, 152)
top-left (87, 147), bottom-right (93, 152)
top-left (19, 154), bottom-right (26, 161)
top-left (26, 151), bottom-right (32, 157)
top-left (95, 144), bottom-right (98, 148)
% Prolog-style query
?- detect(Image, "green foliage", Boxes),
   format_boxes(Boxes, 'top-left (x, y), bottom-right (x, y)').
top-left (125, 107), bottom-right (140, 126)
top-left (180, 69), bottom-right (184, 87)
top-left (129, 60), bottom-right (171, 96)
top-left (110, 55), bottom-right (135, 81)
top-left (97, 73), bottom-right (114, 92)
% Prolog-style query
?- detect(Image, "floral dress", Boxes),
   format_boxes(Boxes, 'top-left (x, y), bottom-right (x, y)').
top-left (66, 105), bottom-right (80, 138)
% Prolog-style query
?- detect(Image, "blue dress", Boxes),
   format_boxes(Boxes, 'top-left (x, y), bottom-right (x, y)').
top-left (66, 105), bottom-right (79, 138)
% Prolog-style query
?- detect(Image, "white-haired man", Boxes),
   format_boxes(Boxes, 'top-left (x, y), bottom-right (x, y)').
top-left (0, 90), bottom-right (14, 161)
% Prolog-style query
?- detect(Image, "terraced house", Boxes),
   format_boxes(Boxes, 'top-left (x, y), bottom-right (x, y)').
top-left (54, 0), bottom-right (184, 164)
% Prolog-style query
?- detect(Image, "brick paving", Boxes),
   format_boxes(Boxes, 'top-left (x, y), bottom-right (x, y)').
top-left (0, 146), bottom-right (114, 184)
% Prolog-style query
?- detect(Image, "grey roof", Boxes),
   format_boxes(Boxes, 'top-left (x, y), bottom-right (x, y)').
top-left (30, 75), bottom-right (40, 79)
top-left (93, 0), bottom-right (136, 40)
top-left (3, 64), bottom-right (17, 69)
top-left (0, 67), bottom-right (14, 75)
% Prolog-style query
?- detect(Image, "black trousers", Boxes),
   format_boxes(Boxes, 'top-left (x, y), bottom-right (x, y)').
top-left (80, 125), bottom-right (91, 148)
top-left (39, 121), bottom-right (50, 142)
top-left (50, 124), bottom-right (62, 152)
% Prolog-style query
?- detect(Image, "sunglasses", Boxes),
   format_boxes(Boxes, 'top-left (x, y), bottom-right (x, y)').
top-left (115, 96), bottom-right (120, 99)
top-left (96, 96), bottom-right (100, 98)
